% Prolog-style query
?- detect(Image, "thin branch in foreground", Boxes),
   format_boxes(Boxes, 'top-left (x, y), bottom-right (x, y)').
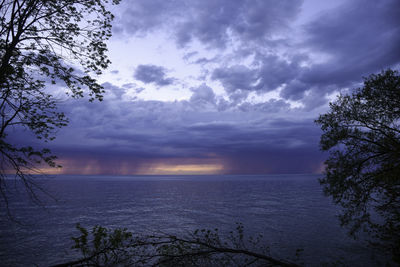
top-left (50, 224), bottom-right (302, 267)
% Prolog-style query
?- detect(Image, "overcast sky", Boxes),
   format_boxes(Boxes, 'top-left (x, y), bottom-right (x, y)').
top-left (15, 0), bottom-right (400, 175)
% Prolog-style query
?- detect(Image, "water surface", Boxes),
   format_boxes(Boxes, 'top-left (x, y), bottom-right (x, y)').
top-left (0, 174), bottom-right (388, 266)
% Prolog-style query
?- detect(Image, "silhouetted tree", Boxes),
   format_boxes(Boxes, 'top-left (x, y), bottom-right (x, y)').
top-left (316, 69), bottom-right (400, 263)
top-left (51, 224), bottom-right (300, 267)
top-left (0, 0), bottom-right (119, 210)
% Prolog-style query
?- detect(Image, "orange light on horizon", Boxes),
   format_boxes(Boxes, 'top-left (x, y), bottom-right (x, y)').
top-left (144, 163), bottom-right (225, 175)
top-left (25, 158), bottom-right (227, 175)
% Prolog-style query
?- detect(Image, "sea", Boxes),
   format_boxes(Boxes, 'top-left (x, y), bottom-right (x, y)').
top-left (0, 174), bottom-right (391, 266)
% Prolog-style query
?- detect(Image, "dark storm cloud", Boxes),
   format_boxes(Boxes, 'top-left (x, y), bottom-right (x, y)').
top-left (280, 0), bottom-right (400, 103)
top-left (237, 99), bottom-right (290, 113)
top-left (212, 65), bottom-right (257, 93)
top-left (224, 147), bottom-right (322, 174)
top-left (9, 82), bottom-right (323, 174)
top-left (212, 55), bottom-right (303, 97)
top-left (173, 0), bottom-right (301, 48)
top-left (134, 64), bottom-right (175, 86)
top-left (209, 0), bottom-right (400, 108)
top-left (112, 0), bottom-right (176, 36)
top-left (115, 0), bottom-right (302, 48)
top-left (254, 54), bottom-right (302, 92)
top-left (305, 0), bottom-right (400, 75)
top-left (189, 84), bottom-right (216, 105)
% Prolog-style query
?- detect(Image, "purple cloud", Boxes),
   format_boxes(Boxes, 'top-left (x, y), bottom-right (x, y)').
top-left (115, 0), bottom-right (302, 48)
top-left (134, 65), bottom-right (175, 86)
top-left (10, 81), bottom-right (324, 174)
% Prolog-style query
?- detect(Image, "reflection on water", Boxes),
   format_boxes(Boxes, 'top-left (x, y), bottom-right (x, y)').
top-left (0, 174), bottom-right (388, 266)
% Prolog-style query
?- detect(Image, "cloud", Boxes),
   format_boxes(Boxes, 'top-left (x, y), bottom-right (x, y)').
top-left (212, 65), bottom-right (257, 93)
top-left (305, 0), bottom-right (400, 74)
top-left (112, 0), bottom-right (177, 36)
top-left (237, 99), bottom-right (290, 113)
top-left (254, 54), bottom-right (302, 92)
top-left (189, 84), bottom-right (216, 105)
top-left (134, 64), bottom-right (175, 86)
top-left (280, 80), bottom-right (308, 101)
top-left (113, 0), bottom-right (400, 111)
top-left (173, 0), bottom-right (302, 48)
top-left (115, 0), bottom-right (302, 48)
top-left (278, 0), bottom-right (400, 104)
top-left (212, 54), bottom-right (303, 95)
top-left (8, 81), bottom-right (323, 174)
top-left (101, 82), bottom-right (127, 100)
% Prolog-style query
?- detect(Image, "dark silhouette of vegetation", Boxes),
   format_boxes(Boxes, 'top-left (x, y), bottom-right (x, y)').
top-left (51, 223), bottom-right (301, 267)
top-left (316, 69), bottom-right (400, 263)
top-left (0, 0), bottom-right (119, 211)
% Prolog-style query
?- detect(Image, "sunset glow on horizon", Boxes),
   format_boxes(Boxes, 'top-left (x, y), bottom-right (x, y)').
top-left (27, 158), bottom-right (226, 175)
top-left (143, 163), bottom-right (225, 175)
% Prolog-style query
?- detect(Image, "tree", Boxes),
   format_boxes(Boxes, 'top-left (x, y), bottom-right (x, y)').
top-left (51, 224), bottom-right (301, 267)
top-left (0, 0), bottom-right (119, 210)
top-left (315, 69), bottom-right (400, 263)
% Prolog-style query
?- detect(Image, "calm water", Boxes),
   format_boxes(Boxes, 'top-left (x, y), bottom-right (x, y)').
top-left (0, 174), bottom-right (390, 266)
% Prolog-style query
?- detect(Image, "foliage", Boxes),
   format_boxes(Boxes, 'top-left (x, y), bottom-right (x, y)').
top-left (0, 0), bottom-right (119, 210)
top-left (51, 223), bottom-right (300, 267)
top-left (315, 69), bottom-right (400, 262)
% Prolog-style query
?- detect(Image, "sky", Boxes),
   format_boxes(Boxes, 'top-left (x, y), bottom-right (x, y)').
top-left (13, 0), bottom-right (400, 175)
